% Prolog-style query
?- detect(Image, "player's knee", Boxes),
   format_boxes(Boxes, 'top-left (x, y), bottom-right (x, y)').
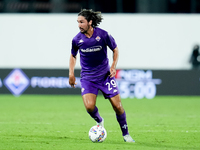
top-left (113, 104), bottom-right (124, 114)
top-left (85, 104), bottom-right (95, 112)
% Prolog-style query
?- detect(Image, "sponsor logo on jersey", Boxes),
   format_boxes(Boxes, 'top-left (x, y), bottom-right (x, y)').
top-left (80, 46), bottom-right (102, 52)
top-left (4, 69), bottom-right (30, 96)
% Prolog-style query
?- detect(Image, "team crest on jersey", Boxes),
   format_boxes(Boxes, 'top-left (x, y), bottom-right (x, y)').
top-left (95, 36), bottom-right (101, 41)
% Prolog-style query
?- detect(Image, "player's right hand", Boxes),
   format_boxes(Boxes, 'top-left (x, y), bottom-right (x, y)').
top-left (69, 75), bottom-right (77, 88)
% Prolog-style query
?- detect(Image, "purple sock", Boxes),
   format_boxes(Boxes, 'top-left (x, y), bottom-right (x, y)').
top-left (87, 106), bottom-right (102, 123)
top-left (116, 111), bottom-right (129, 136)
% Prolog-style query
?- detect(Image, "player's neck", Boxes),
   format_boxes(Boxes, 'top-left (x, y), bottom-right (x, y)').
top-left (85, 27), bottom-right (94, 38)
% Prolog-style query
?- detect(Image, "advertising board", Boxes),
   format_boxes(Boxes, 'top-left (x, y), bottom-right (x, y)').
top-left (0, 68), bottom-right (200, 98)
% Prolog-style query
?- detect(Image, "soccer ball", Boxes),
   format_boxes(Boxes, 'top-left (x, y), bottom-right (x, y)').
top-left (88, 125), bottom-right (107, 142)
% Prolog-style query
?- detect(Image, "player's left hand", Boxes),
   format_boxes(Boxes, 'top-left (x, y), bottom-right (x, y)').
top-left (109, 67), bottom-right (116, 78)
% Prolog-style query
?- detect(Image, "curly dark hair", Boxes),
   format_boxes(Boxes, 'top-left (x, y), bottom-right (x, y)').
top-left (78, 9), bottom-right (103, 27)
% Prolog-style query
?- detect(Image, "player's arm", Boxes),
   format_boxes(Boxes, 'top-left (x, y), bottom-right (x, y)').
top-left (69, 54), bottom-right (77, 88)
top-left (109, 47), bottom-right (119, 78)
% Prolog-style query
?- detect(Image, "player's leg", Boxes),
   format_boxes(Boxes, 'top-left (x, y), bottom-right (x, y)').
top-left (109, 94), bottom-right (135, 142)
top-left (82, 93), bottom-right (103, 124)
top-left (101, 76), bottom-right (129, 135)
top-left (101, 75), bottom-right (135, 142)
top-left (81, 79), bottom-right (103, 124)
top-left (109, 94), bottom-right (128, 135)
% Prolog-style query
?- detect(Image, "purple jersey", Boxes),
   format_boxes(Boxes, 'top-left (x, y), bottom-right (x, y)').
top-left (71, 27), bottom-right (117, 81)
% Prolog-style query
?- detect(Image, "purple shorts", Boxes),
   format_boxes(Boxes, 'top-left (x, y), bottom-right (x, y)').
top-left (80, 76), bottom-right (120, 99)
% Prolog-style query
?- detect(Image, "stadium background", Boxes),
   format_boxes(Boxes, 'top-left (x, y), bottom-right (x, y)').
top-left (0, 0), bottom-right (200, 98)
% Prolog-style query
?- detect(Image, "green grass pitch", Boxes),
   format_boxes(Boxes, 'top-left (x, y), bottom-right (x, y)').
top-left (0, 95), bottom-right (200, 150)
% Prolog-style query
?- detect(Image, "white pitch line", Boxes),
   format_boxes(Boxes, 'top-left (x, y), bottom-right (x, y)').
top-left (138, 130), bottom-right (199, 133)
top-left (0, 122), bottom-right (52, 125)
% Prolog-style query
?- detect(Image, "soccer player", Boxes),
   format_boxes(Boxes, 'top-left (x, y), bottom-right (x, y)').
top-left (69, 9), bottom-right (135, 143)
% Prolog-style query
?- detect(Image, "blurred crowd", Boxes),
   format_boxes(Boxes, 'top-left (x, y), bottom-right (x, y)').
top-left (0, 0), bottom-right (200, 13)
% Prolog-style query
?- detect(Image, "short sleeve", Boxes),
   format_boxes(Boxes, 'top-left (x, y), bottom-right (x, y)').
top-left (105, 33), bottom-right (117, 51)
top-left (71, 39), bottom-right (79, 57)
